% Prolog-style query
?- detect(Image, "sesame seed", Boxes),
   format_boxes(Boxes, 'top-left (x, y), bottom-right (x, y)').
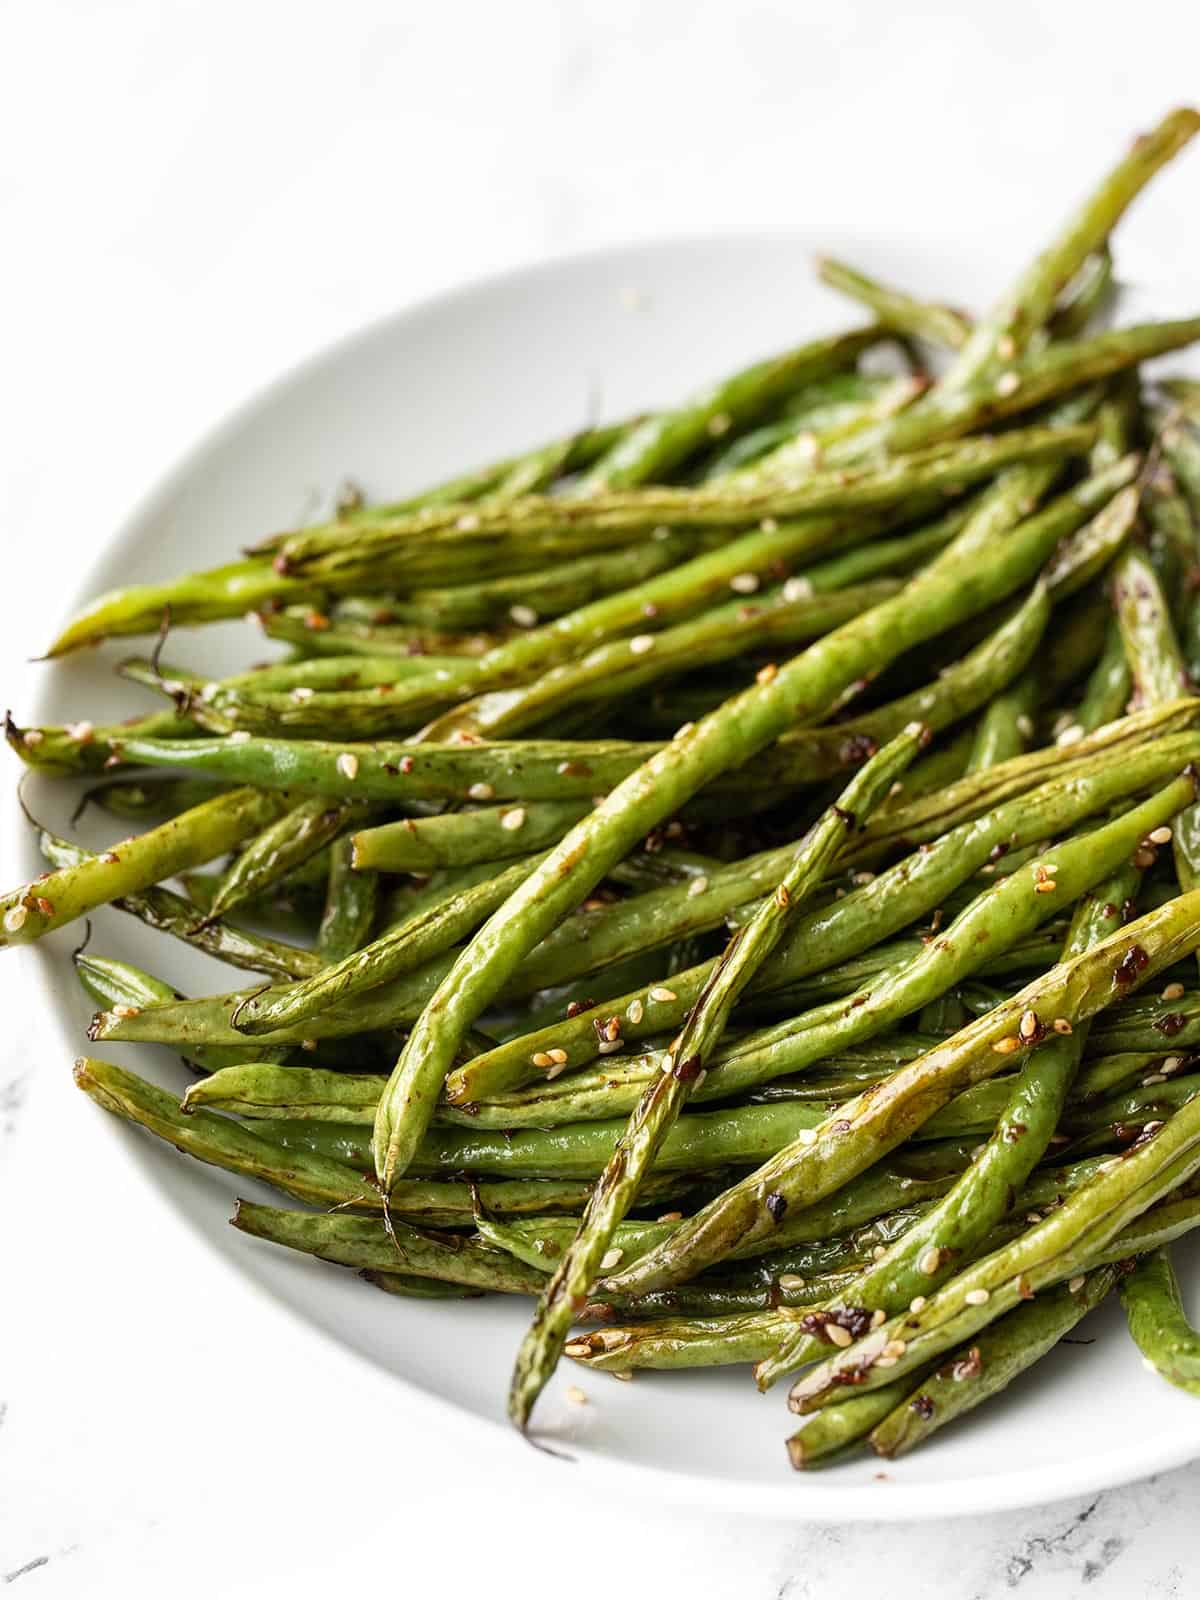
top-left (531, 1051), bottom-right (553, 1068)
top-left (21, 729), bottom-right (43, 748)
top-left (3, 905), bottom-right (27, 932)
top-left (230, 730), bottom-right (252, 745)
top-left (629, 634), bottom-right (655, 655)
top-left (919, 1247), bottom-right (943, 1275)
top-left (730, 572), bottom-right (760, 594)
top-left (336, 752), bottom-right (359, 780)
top-left (649, 987), bottom-right (677, 1003)
top-left (652, 525), bottom-right (672, 541)
top-left (1068, 1276), bottom-right (1086, 1294)
top-left (1149, 826), bottom-right (1173, 845)
top-left (300, 1039), bottom-right (317, 1052)
top-left (1052, 1018), bottom-right (1073, 1035)
top-left (565, 1385), bottom-right (588, 1406)
top-left (871, 1308), bottom-right (887, 1328)
top-left (687, 876), bottom-right (709, 897)
top-left (657, 1211), bottom-right (683, 1224)
top-left (850, 870), bottom-right (875, 886)
top-left (1026, 1212), bottom-right (1042, 1224)
top-left (600, 1248), bottom-right (623, 1271)
top-left (610, 1370), bottom-right (633, 1382)
top-left (467, 782), bottom-right (495, 801)
top-left (826, 1324), bottom-right (853, 1348)
top-left (882, 1339), bottom-right (907, 1358)
top-left (1016, 713), bottom-right (1034, 739)
top-left (603, 1017), bottom-right (621, 1042)
top-left (66, 720), bottom-right (94, 743)
top-left (1034, 880), bottom-right (1057, 894)
top-left (964, 1288), bottom-right (990, 1306)
top-left (871, 1244), bottom-right (886, 1259)
top-left (1162, 982), bottom-right (1186, 1001)
top-left (798, 1128), bottom-right (819, 1147)
top-left (874, 1354), bottom-right (898, 1368)
top-left (993, 1036), bottom-right (1021, 1054)
top-left (627, 999), bottom-right (644, 1025)
top-left (660, 1055), bottom-right (674, 1074)
top-left (759, 517), bottom-right (779, 533)
top-left (597, 1039), bottom-right (623, 1055)
top-left (500, 807), bottom-right (526, 832)
top-left (509, 604), bottom-right (538, 628)
top-left (909, 1296), bottom-right (927, 1314)
top-left (782, 576), bottom-right (814, 603)
top-left (673, 722), bottom-right (694, 741)
top-left (1055, 724), bottom-right (1083, 747)
top-left (290, 686), bottom-right (315, 702)
top-left (779, 1273), bottom-right (807, 1291)
top-left (1019, 1009), bottom-right (1039, 1040)
top-left (995, 371), bottom-right (1020, 397)
top-left (455, 512), bottom-right (482, 531)
top-left (755, 663), bottom-right (778, 685)
top-left (1163, 1056), bottom-right (1184, 1075)
top-left (547, 1048), bottom-right (569, 1065)
top-left (775, 884), bottom-right (790, 909)
top-left (888, 781), bottom-right (904, 797)
top-left (1142, 1072), bottom-right (1167, 1086)
top-left (111, 1003), bottom-right (139, 1018)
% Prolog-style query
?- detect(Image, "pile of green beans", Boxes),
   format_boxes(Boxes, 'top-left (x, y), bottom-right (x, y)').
top-left (9, 108), bottom-right (1200, 1475)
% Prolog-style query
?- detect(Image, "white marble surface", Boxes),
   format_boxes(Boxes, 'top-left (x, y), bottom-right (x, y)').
top-left (2, 2), bottom-right (1199, 1593)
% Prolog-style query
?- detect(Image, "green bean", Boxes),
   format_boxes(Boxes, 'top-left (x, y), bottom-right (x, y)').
top-left (1075, 620), bottom-right (1131, 732)
top-left (0, 786), bottom-right (288, 948)
top-left (815, 256), bottom-right (970, 350)
top-left (575, 328), bottom-right (883, 492)
top-left (507, 726), bottom-right (925, 1428)
top-left (350, 800), bottom-right (592, 873)
top-left (207, 796), bottom-right (372, 921)
top-left (602, 887), bottom-right (1200, 1296)
top-left (258, 609), bottom-right (502, 659)
top-left (1118, 1245), bottom-right (1200, 1395)
top-left (5, 708), bottom-right (200, 776)
top-left (1113, 545), bottom-right (1191, 706)
top-left (865, 1267), bottom-right (1118, 1459)
top-left (232, 1201), bottom-right (546, 1295)
top-left (82, 776), bottom-right (229, 822)
top-left (317, 836), bottom-right (378, 962)
top-left (789, 1373), bottom-right (938, 1469)
top-left (966, 672), bottom-right (1037, 773)
top-left (938, 108), bottom-right (1199, 386)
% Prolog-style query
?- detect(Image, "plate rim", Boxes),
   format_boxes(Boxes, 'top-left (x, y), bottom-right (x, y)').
top-left (24, 225), bottom-right (1200, 1521)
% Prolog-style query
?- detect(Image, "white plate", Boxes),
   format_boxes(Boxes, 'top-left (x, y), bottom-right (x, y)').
top-left (22, 231), bottom-right (1200, 1519)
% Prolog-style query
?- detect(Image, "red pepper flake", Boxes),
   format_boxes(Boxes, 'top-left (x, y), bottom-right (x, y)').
top-left (1113, 945), bottom-right (1149, 987)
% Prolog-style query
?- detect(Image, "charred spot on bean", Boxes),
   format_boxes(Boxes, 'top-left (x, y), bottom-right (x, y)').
top-left (838, 732), bottom-right (879, 768)
top-left (673, 1053), bottom-right (704, 1082)
top-left (951, 1346), bottom-right (983, 1382)
top-left (799, 1307), bottom-right (873, 1343)
top-left (911, 1394), bottom-right (936, 1420)
top-left (1114, 945), bottom-right (1149, 987)
top-left (1155, 1013), bottom-right (1188, 1037)
top-left (765, 1191), bottom-right (788, 1224)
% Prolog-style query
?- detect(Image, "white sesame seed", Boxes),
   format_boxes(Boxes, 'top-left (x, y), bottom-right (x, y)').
top-left (730, 572), bottom-right (760, 594)
top-left (1055, 724), bottom-right (1084, 747)
top-left (826, 1324), bottom-right (853, 1348)
top-left (1052, 1018), bottom-right (1073, 1035)
top-left (1162, 982), bottom-right (1186, 1001)
top-left (1019, 1009), bottom-right (1039, 1040)
top-left (66, 720), bottom-right (94, 742)
top-left (1162, 1056), bottom-right (1184, 1075)
top-left (649, 987), bottom-right (677, 1003)
top-left (964, 1288), bottom-right (990, 1305)
top-left (759, 517), bottom-right (779, 533)
top-left (627, 998), bottom-right (645, 1025)
top-left (500, 807), bottom-right (526, 832)
top-left (230, 730), bottom-right (252, 744)
top-left (781, 576), bottom-right (814, 603)
top-left (882, 1339), bottom-right (907, 1358)
top-left (290, 686), bottom-right (315, 702)
top-left (995, 371), bottom-right (1020, 397)
top-left (467, 782), bottom-right (495, 801)
top-left (657, 1211), bottom-right (683, 1224)
top-left (509, 604), bottom-right (539, 629)
top-left (1068, 1276), bottom-right (1086, 1294)
top-left (1016, 713), bottom-right (1034, 739)
top-left (919, 1247), bottom-right (943, 1275)
top-left (778, 1273), bottom-right (807, 1292)
top-left (1026, 1212), bottom-right (1042, 1224)
top-left (600, 1248), bottom-right (623, 1271)
top-left (850, 870), bottom-right (875, 886)
top-left (547, 1047), bottom-right (569, 1065)
top-left (300, 1039), bottom-right (317, 1052)
top-left (874, 1354), bottom-right (899, 1368)
top-left (1034, 880), bottom-right (1057, 894)
top-left (111, 1003), bottom-right (139, 1018)
top-left (673, 722), bottom-right (694, 741)
top-left (629, 634), bottom-right (655, 655)
top-left (756, 663), bottom-right (778, 685)
top-left (871, 1308), bottom-right (888, 1328)
top-left (993, 1036), bottom-right (1021, 1054)
top-left (1149, 826), bottom-right (1173, 845)
top-left (871, 1244), bottom-right (886, 1260)
top-left (336, 752), bottom-right (359, 780)
top-left (687, 876), bottom-right (709, 897)
top-left (909, 1296), bottom-right (927, 1314)
top-left (610, 1370), bottom-right (633, 1382)
top-left (597, 1039), bottom-right (623, 1055)
top-left (565, 1384), bottom-right (588, 1406)
top-left (1142, 1072), bottom-right (1167, 1086)
top-left (798, 1127), bottom-right (819, 1147)
top-left (660, 1055), bottom-right (674, 1074)
top-left (888, 781), bottom-right (904, 797)
top-left (21, 730), bottom-right (44, 747)
top-left (531, 1051), bottom-right (552, 1068)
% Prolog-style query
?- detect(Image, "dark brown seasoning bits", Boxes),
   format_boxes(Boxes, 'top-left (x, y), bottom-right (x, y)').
top-left (911, 1394), bottom-right (936, 1420)
top-left (1113, 944), bottom-right (1150, 987)
top-left (765, 1191), bottom-right (788, 1224)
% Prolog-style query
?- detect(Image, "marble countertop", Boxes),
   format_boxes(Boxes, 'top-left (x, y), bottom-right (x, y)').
top-left (2, 2), bottom-right (1198, 1593)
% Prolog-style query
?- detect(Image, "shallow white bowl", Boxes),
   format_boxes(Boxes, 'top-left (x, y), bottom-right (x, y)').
top-left (23, 231), bottom-right (1200, 1519)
